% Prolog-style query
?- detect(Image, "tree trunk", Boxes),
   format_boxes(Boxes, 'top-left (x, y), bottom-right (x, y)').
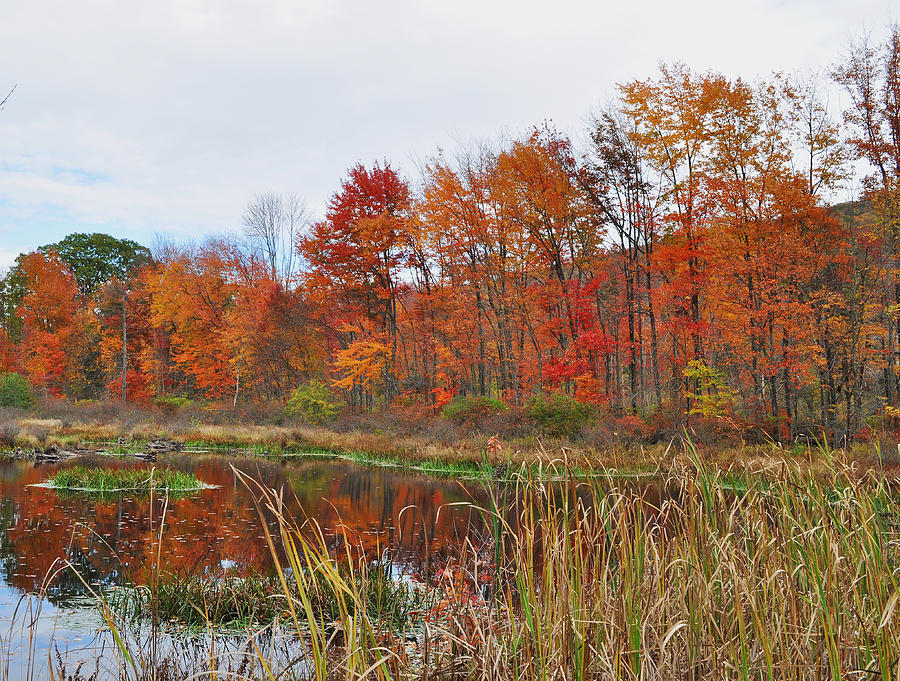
top-left (121, 288), bottom-right (127, 403)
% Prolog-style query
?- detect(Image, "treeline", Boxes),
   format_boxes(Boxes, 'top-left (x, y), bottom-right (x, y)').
top-left (3, 27), bottom-right (900, 441)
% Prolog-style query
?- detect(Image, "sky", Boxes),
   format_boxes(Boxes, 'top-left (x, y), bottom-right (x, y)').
top-left (0, 0), bottom-right (897, 270)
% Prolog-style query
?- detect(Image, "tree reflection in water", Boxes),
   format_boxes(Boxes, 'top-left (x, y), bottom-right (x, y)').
top-left (0, 454), bottom-right (491, 604)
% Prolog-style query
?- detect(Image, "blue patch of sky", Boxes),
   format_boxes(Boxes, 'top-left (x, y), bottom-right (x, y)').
top-left (49, 166), bottom-right (111, 185)
top-left (2, 162), bottom-right (111, 186)
top-left (0, 205), bottom-right (158, 270)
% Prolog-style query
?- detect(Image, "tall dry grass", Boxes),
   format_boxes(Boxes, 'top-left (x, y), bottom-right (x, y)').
top-left (229, 446), bottom-right (900, 680)
top-left (32, 441), bottom-right (900, 679)
top-left (7, 408), bottom-right (897, 479)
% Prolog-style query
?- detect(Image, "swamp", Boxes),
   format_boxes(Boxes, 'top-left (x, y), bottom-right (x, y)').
top-left (0, 441), bottom-right (897, 680)
top-left (5, 4), bottom-right (900, 680)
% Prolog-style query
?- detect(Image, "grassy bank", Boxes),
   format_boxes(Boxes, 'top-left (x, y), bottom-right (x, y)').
top-left (3, 411), bottom-right (899, 482)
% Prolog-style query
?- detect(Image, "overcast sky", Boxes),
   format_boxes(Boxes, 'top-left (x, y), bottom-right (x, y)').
top-left (0, 0), bottom-right (896, 269)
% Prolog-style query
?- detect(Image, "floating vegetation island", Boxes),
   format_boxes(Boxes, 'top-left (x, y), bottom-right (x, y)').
top-left (46, 466), bottom-right (205, 494)
top-left (108, 563), bottom-right (423, 630)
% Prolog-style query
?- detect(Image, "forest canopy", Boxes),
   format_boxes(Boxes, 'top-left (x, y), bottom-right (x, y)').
top-left (4, 26), bottom-right (900, 443)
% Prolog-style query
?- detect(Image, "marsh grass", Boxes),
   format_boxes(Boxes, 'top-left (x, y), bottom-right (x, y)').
top-left (427, 451), bottom-right (900, 680)
top-left (223, 449), bottom-right (900, 680)
top-left (99, 440), bottom-right (149, 455)
top-left (7, 407), bottom-right (900, 479)
top-left (106, 572), bottom-right (289, 629)
top-left (33, 439), bottom-right (900, 680)
top-left (48, 466), bottom-right (203, 493)
top-left (106, 564), bottom-right (423, 632)
top-left (276, 446), bottom-right (490, 478)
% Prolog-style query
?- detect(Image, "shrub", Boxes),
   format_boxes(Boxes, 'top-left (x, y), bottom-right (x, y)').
top-left (682, 359), bottom-right (736, 419)
top-left (0, 373), bottom-right (34, 409)
top-left (612, 413), bottom-right (652, 444)
top-left (441, 396), bottom-right (507, 424)
top-left (479, 405), bottom-right (533, 439)
top-left (527, 392), bottom-right (597, 439)
top-left (0, 421), bottom-right (20, 448)
top-left (153, 395), bottom-right (193, 412)
top-left (284, 380), bottom-right (342, 424)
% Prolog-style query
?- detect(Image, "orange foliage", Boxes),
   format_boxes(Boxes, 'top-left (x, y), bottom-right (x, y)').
top-left (17, 251), bottom-right (79, 396)
top-left (8, 45), bottom-right (900, 440)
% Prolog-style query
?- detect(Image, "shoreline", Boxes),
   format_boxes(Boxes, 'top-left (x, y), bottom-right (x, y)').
top-left (1, 417), bottom-right (898, 482)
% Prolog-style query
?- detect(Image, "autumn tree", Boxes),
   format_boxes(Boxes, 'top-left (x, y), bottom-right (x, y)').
top-left (37, 233), bottom-right (152, 401)
top-left (219, 238), bottom-right (322, 403)
top-left (418, 144), bottom-right (536, 402)
top-left (620, 65), bottom-right (719, 411)
top-left (582, 107), bottom-right (665, 413)
top-left (701, 77), bottom-right (822, 436)
top-left (145, 241), bottom-right (237, 400)
top-left (16, 251), bottom-right (80, 397)
top-left (834, 24), bottom-right (900, 426)
top-left (298, 163), bottom-right (412, 407)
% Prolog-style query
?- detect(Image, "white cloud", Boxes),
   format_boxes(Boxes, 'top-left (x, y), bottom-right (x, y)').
top-left (0, 0), bottom-right (896, 268)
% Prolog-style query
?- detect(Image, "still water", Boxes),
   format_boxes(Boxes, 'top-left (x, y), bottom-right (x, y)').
top-left (0, 452), bottom-right (490, 679)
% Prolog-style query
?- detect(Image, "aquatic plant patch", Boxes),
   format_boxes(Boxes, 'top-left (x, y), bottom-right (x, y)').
top-left (108, 564), bottom-right (425, 630)
top-left (47, 466), bottom-right (205, 493)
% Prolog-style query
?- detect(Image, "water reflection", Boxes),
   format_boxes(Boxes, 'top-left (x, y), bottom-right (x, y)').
top-left (0, 453), bottom-right (489, 602)
top-left (0, 453), bottom-right (690, 680)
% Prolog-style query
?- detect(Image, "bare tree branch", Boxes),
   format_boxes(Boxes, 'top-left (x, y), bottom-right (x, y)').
top-left (242, 192), bottom-right (310, 287)
top-left (0, 85), bottom-right (16, 111)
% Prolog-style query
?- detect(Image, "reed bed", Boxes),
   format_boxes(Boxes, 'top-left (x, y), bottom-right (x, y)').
top-left (461, 458), bottom-right (900, 680)
top-left (42, 445), bottom-right (900, 680)
top-left (223, 452), bottom-right (900, 680)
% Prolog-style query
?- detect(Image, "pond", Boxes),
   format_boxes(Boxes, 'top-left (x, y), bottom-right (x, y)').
top-left (0, 452), bottom-right (493, 680)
